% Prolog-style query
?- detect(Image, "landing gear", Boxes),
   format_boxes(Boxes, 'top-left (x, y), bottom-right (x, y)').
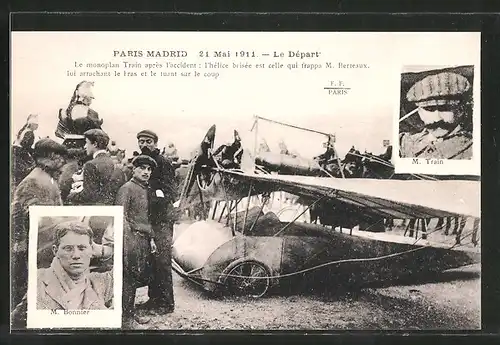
top-left (221, 261), bottom-right (271, 298)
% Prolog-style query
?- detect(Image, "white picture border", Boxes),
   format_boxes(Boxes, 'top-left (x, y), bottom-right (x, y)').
top-left (393, 35), bottom-right (481, 176)
top-left (26, 205), bottom-right (123, 329)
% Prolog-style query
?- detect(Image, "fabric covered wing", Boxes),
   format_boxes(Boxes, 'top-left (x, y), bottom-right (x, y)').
top-left (221, 171), bottom-right (480, 219)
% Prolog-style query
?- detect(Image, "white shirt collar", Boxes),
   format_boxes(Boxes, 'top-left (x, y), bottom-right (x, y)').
top-left (93, 149), bottom-right (108, 159)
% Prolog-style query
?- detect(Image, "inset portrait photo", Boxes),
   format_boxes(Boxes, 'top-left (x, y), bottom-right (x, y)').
top-left (11, 206), bottom-right (123, 330)
top-left (398, 65), bottom-right (474, 160)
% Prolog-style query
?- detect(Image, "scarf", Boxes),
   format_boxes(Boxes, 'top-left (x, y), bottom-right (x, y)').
top-left (50, 257), bottom-right (89, 310)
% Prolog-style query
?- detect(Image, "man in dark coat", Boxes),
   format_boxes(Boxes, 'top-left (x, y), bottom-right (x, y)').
top-left (135, 129), bottom-right (177, 315)
top-left (67, 129), bottom-right (125, 205)
top-left (11, 138), bottom-right (67, 311)
top-left (212, 130), bottom-right (244, 169)
top-left (116, 155), bottom-right (158, 327)
top-left (58, 147), bottom-right (88, 203)
top-left (314, 135), bottom-right (337, 167)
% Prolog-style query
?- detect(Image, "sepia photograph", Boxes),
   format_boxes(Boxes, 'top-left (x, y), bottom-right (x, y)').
top-left (398, 65), bottom-right (474, 160)
top-left (11, 206), bottom-right (123, 329)
top-left (10, 31), bottom-right (481, 331)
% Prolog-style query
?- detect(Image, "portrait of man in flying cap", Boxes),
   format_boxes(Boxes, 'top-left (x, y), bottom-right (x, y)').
top-left (398, 66), bottom-right (474, 160)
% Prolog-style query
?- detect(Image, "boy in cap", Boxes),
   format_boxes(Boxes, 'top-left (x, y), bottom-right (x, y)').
top-left (135, 130), bottom-right (177, 315)
top-left (116, 155), bottom-right (158, 327)
top-left (68, 128), bottom-right (125, 205)
top-left (11, 138), bottom-right (67, 311)
top-left (400, 70), bottom-right (473, 160)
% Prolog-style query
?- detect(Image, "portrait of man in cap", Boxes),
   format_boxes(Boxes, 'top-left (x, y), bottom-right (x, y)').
top-left (398, 65), bottom-right (474, 160)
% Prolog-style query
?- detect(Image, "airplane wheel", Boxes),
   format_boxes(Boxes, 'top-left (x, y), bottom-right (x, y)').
top-left (222, 261), bottom-right (271, 298)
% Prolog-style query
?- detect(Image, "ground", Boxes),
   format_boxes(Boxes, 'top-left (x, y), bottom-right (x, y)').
top-left (130, 263), bottom-right (480, 331)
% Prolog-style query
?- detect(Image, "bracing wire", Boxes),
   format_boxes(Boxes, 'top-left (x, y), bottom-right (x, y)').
top-left (194, 227), bottom-right (479, 281)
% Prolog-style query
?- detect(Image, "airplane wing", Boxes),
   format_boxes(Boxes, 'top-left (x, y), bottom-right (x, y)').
top-left (180, 165), bottom-right (480, 220)
top-left (223, 170), bottom-right (480, 219)
top-left (177, 124), bottom-right (479, 220)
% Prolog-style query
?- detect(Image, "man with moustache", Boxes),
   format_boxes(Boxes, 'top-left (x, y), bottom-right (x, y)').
top-left (399, 71), bottom-right (473, 160)
top-left (11, 138), bottom-right (67, 309)
top-left (134, 130), bottom-right (177, 315)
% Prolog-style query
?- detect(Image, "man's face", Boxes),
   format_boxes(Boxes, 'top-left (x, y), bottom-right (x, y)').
top-left (345, 161), bottom-right (357, 175)
top-left (138, 136), bottom-right (157, 154)
top-left (418, 104), bottom-right (465, 138)
top-left (53, 231), bottom-right (92, 278)
top-left (84, 138), bottom-right (97, 156)
top-left (133, 164), bottom-right (152, 182)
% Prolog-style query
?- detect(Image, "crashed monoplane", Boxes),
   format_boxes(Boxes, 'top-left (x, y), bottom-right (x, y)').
top-left (172, 125), bottom-right (481, 298)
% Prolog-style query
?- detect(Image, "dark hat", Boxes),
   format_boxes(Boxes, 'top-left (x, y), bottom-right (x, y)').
top-left (62, 134), bottom-right (86, 149)
top-left (137, 130), bottom-right (158, 142)
top-left (132, 155), bottom-right (157, 169)
top-left (407, 72), bottom-right (471, 107)
top-left (33, 138), bottom-right (68, 158)
top-left (66, 148), bottom-right (87, 159)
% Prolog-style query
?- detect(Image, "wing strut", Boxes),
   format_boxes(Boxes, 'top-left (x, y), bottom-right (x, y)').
top-left (241, 181), bottom-right (254, 235)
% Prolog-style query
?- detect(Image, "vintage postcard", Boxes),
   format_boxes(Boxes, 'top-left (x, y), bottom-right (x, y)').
top-left (19, 206), bottom-right (123, 329)
top-left (11, 31), bottom-right (480, 331)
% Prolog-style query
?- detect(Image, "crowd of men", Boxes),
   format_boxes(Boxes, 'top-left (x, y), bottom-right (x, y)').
top-left (11, 125), bottom-right (179, 329)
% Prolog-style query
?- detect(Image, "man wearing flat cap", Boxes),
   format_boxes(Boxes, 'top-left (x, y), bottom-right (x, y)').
top-left (400, 70), bottom-right (473, 160)
top-left (135, 129), bottom-right (177, 316)
top-left (116, 154), bottom-right (158, 326)
top-left (68, 129), bottom-right (125, 205)
top-left (11, 138), bottom-right (67, 309)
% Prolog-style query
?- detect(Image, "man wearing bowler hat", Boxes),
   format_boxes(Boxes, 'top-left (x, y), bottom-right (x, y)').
top-left (135, 129), bottom-right (177, 315)
top-left (400, 71), bottom-right (473, 160)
